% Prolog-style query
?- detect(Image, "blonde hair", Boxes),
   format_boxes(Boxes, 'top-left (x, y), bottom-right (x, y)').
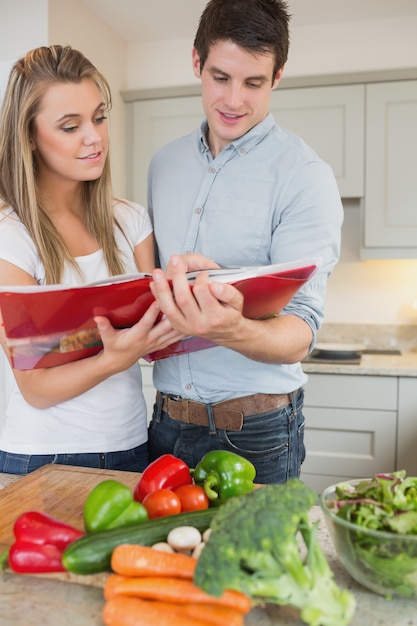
top-left (0, 45), bottom-right (128, 283)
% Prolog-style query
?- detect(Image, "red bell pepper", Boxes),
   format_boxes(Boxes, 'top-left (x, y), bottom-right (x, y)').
top-left (8, 511), bottom-right (84, 573)
top-left (133, 454), bottom-right (193, 503)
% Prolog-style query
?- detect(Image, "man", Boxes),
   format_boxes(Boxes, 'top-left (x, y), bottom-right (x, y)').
top-left (147, 0), bottom-right (343, 484)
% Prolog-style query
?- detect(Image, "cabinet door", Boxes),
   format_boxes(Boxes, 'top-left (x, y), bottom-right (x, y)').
top-left (126, 96), bottom-right (204, 206)
top-left (270, 84), bottom-right (365, 198)
top-left (397, 377), bottom-right (417, 475)
top-left (301, 406), bottom-right (397, 487)
top-left (301, 374), bottom-right (398, 492)
top-left (364, 80), bottom-right (417, 251)
top-left (126, 84), bottom-right (364, 205)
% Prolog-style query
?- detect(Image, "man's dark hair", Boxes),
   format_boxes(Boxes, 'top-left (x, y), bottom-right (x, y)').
top-left (193, 0), bottom-right (291, 80)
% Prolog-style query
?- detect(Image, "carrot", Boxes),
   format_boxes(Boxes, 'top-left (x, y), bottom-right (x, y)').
top-left (102, 596), bottom-right (212, 626)
top-left (175, 602), bottom-right (245, 626)
top-left (103, 596), bottom-right (245, 626)
top-left (104, 574), bottom-right (251, 615)
top-left (111, 543), bottom-right (196, 579)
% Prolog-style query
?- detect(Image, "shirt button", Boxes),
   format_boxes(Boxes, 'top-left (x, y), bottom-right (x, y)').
top-left (239, 147), bottom-right (246, 154)
top-left (195, 207), bottom-right (202, 214)
top-left (185, 384), bottom-right (192, 391)
top-left (209, 167), bottom-right (216, 174)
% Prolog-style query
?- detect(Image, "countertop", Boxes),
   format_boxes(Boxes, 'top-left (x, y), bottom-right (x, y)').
top-left (302, 350), bottom-right (417, 377)
top-left (1, 473), bottom-right (416, 626)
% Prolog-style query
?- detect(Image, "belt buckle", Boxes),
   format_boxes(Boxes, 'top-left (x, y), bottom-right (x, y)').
top-left (168, 394), bottom-right (183, 402)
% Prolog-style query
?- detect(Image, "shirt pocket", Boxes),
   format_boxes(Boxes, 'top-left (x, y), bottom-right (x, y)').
top-left (200, 197), bottom-right (271, 266)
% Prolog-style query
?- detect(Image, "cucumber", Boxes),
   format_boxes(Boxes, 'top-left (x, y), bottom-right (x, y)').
top-left (62, 507), bottom-right (217, 575)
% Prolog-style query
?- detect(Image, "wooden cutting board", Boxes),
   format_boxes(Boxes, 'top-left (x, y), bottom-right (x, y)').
top-left (0, 464), bottom-right (140, 586)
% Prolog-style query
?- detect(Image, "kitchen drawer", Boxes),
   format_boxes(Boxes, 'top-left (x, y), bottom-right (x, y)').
top-left (304, 373), bottom-right (398, 411)
top-left (302, 406), bottom-right (397, 478)
top-left (301, 473), bottom-right (354, 494)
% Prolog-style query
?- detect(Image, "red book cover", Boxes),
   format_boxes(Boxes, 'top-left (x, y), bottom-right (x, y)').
top-left (0, 258), bottom-right (321, 370)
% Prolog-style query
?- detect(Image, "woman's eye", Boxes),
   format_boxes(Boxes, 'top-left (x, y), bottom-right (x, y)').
top-left (95, 115), bottom-right (107, 124)
top-left (62, 126), bottom-right (77, 133)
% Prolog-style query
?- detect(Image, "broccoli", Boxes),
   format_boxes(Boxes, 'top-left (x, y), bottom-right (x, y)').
top-left (194, 478), bottom-right (356, 626)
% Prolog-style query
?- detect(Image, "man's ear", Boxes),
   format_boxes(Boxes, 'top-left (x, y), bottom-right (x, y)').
top-left (192, 48), bottom-right (202, 79)
top-left (272, 66), bottom-right (285, 90)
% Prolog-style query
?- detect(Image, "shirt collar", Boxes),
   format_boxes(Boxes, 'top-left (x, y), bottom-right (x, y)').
top-left (198, 113), bottom-right (275, 157)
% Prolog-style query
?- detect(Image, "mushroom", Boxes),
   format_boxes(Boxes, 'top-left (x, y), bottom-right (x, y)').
top-left (151, 542), bottom-right (175, 553)
top-left (167, 526), bottom-right (202, 554)
top-left (191, 541), bottom-right (206, 560)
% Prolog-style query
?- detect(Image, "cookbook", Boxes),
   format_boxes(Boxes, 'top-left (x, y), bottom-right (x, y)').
top-left (0, 257), bottom-right (321, 369)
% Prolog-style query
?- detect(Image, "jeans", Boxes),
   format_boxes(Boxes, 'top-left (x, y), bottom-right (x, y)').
top-left (148, 388), bottom-right (306, 485)
top-left (0, 442), bottom-right (149, 476)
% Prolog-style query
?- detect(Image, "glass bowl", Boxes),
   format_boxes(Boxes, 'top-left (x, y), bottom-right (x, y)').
top-left (320, 480), bottom-right (417, 598)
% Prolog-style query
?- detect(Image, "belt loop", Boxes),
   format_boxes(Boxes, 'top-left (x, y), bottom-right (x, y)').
top-left (206, 403), bottom-right (217, 435)
top-left (155, 391), bottom-right (164, 423)
top-left (289, 389), bottom-right (298, 415)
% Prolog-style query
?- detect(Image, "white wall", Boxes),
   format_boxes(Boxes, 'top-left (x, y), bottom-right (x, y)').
top-left (0, 0), bottom-right (48, 99)
top-left (326, 201), bottom-right (417, 325)
top-left (0, 0), bottom-right (127, 197)
top-left (49, 0), bottom-right (128, 197)
top-left (126, 16), bottom-right (417, 90)
top-left (0, 1), bottom-right (50, 432)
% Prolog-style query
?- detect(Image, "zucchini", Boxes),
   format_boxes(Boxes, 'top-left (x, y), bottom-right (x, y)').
top-left (62, 507), bottom-right (217, 575)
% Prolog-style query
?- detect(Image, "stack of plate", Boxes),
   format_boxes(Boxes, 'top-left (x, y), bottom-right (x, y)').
top-left (311, 342), bottom-right (365, 361)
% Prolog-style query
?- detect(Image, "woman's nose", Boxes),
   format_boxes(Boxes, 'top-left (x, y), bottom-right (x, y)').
top-left (82, 124), bottom-right (101, 144)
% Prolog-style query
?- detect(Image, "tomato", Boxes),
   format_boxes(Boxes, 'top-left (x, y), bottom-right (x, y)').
top-left (174, 484), bottom-right (209, 512)
top-left (142, 489), bottom-right (182, 519)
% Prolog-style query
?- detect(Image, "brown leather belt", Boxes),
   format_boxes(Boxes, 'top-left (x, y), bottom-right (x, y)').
top-left (159, 391), bottom-right (294, 432)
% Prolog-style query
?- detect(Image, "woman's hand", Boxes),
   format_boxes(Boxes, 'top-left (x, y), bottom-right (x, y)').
top-left (12, 302), bottom-right (184, 409)
top-left (94, 301), bottom-right (184, 375)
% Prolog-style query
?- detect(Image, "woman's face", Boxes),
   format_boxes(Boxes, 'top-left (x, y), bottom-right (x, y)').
top-left (31, 78), bottom-right (109, 187)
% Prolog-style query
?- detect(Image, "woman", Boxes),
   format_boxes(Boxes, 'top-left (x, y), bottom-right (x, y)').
top-left (0, 45), bottom-right (182, 475)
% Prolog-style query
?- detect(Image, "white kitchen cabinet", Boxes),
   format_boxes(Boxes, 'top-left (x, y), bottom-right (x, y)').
top-left (397, 377), bottom-right (417, 476)
top-left (363, 80), bottom-right (417, 257)
top-left (125, 84), bottom-right (364, 204)
top-left (125, 95), bottom-right (204, 207)
top-left (301, 373), bottom-right (398, 493)
top-left (269, 84), bottom-right (364, 198)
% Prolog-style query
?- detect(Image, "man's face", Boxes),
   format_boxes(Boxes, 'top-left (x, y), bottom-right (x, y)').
top-left (192, 40), bottom-right (283, 156)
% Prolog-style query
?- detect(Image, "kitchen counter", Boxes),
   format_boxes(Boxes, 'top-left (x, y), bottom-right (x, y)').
top-left (0, 472), bottom-right (416, 626)
top-left (303, 350), bottom-right (417, 377)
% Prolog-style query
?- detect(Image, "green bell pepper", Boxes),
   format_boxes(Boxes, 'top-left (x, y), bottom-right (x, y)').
top-left (193, 450), bottom-right (256, 506)
top-left (83, 479), bottom-right (148, 533)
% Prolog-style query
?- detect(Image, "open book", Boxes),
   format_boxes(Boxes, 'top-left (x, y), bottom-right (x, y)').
top-left (0, 257), bottom-right (321, 369)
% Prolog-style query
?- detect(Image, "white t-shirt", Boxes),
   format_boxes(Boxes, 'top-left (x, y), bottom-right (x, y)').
top-left (0, 200), bottom-right (152, 454)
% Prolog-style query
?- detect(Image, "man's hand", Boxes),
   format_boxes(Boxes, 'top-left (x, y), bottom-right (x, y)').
top-left (150, 255), bottom-right (244, 342)
top-left (165, 253), bottom-right (220, 277)
top-left (150, 254), bottom-right (313, 364)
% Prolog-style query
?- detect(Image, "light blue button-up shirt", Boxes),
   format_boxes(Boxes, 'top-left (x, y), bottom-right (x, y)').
top-left (148, 113), bottom-right (343, 402)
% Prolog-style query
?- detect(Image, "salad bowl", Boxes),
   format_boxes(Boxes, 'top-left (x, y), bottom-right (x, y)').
top-left (320, 472), bottom-right (417, 598)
